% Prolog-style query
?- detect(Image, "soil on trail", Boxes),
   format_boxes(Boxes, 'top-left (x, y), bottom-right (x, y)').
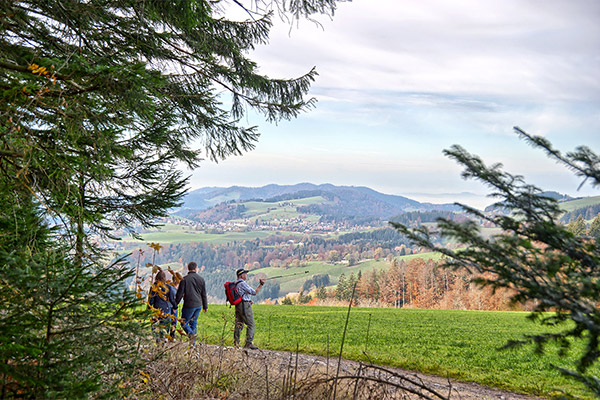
top-left (207, 344), bottom-right (546, 400)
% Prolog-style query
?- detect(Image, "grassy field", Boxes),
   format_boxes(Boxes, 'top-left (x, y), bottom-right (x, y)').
top-left (250, 252), bottom-right (442, 295)
top-left (120, 196), bottom-right (332, 243)
top-left (120, 225), bottom-right (285, 244)
top-left (560, 195), bottom-right (600, 212)
top-left (191, 305), bottom-right (597, 399)
top-left (225, 196), bottom-right (330, 224)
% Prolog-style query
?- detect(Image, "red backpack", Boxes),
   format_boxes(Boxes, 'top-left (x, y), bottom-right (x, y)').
top-left (224, 281), bottom-right (242, 305)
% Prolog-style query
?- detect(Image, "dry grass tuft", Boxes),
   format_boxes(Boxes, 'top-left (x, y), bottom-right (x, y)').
top-left (126, 341), bottom-right (455, 400)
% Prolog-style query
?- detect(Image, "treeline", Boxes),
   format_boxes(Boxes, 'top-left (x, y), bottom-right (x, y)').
top-left (265, 190), bottom-right (327, 202)
top-left (338, 227), bottom-right (412, 247)
top-left (565, 213), bottom-right (600, 237)
top-left (189, 203), bottom-right (247, 223)
top-left (317, 214), bottom-right (382, 226)
top-left (295, 188), bottom-right (409, 219)
top-left (127, 228), bottom-right (416, 274)
top-left (561, 205), bottom-right (600, 223)
top-left (389, 210), bottom-right (458, 226)
top-left (297, 201), bottom-right (398, 220)
top-left (126, 228), bottom-right (417, 303)
top-left (297, 258), bottom-right (515, 311)
top-left (301, 274), bottom-right (330, 292)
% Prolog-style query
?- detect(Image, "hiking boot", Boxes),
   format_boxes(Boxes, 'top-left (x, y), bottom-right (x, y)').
top-left (188, 333), bottom-right (196, 345)
top-left (244, 343), bottom-right (258, 350)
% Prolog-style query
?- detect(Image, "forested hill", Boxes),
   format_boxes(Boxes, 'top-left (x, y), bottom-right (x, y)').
top-left (483, 192), bottom-right (600, 223)
top-left (173, 183), bottom-right (462, 220)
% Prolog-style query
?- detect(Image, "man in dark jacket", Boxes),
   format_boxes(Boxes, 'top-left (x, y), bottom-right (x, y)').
top-left (175, 262), bottom-right (208, 343)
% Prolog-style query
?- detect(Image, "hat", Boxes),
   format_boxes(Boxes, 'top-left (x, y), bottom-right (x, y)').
top-left (236, 268), bottom-right (249, 277)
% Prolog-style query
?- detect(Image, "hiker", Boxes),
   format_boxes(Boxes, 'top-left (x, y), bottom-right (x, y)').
top-left (233, 268), bottom-right (265, 350)
top-left (175, 262), bottom-right (208, 344)
top-left (148, 270), bottom-right (177, 342)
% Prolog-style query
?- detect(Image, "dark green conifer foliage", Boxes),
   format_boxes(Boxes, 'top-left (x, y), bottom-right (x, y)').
top-left (0, 170), bottom-right (147, 398)
top-left (1, 0), bottom-right (339, 241)
top-left (392, 127), bottom-right (600, 397)
top-left (589, 214), bottom-right (600, 239)
top-left (0, 0), bottom-right (344, 397)
top-left (335, 273), bottom-right (347, 301)
top-left (568, 215), bottom-right (587, 236)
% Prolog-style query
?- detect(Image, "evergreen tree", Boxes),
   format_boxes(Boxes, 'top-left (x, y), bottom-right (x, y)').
top-left (0, 0), bottom-right (344, 397)
top-left (567, 215), bottom-right (587, 236)
top-left (588, 213), bottom-right (600, 238)
top-left (1, 0), bottom-right (341, 246)
top-left (301, 278), bottom-right (314, 292)
top-left (316, 285), bottom-right (328, 299)
top-left (335, 273), bottom-right (347, 300)
top-left (0, 171), bottom-right (146, 398)
top-left (346, 272), bottom-right (357, 302)
top-left (392, 127), bottom-right (600, 397)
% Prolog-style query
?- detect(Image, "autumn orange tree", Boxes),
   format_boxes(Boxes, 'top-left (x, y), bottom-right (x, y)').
top-left (392, 128), bottom-right (600, 397)
top-left (0, 0), bottom-right (345, 397)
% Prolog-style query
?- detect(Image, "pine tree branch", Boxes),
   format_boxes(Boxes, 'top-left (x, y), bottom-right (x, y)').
top-left (0, 61), bottom-right (84, 90)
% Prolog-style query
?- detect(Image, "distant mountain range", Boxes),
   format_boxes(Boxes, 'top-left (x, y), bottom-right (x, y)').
top-left (171, 184), bottom-right (600, 224)
top-left (173, 183), bottom-right (463, 221)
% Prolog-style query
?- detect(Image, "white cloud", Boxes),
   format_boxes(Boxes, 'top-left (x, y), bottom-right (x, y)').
top-left (253, 0), bottom-right (600, 102)
top-left (189, 0), bottom-right (600, 206)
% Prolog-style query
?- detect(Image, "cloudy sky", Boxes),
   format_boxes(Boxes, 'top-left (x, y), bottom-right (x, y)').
top-left (189, 0), bottom-right (600, 209)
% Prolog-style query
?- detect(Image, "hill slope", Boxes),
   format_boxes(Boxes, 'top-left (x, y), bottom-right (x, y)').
top-left (174, 183), bottom-right (461, 221)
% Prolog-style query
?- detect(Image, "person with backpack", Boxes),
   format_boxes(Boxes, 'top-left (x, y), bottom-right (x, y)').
top-left (175, 262), bottom-right (208, 344)
top-left (233, 268), bottom-right (265, 350)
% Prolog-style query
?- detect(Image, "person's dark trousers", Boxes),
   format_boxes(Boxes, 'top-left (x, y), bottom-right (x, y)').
top-left (152, 317), bottom-right (172, 343)
top-left (169, 308), bottom-right (178, 340)
top-left (181, 306), bottom-right (202, 342)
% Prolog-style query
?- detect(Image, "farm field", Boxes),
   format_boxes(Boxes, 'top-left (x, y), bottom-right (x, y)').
top-left (232, 196), bottom-right (331, 223)
top-left (250, 252), bottom-right (442, 295)
top-left (192, 305), bottom-right (596, 400)
top-left (119, 225), bottom-right (286, 244)
top-left (559, 195), bottom-right (600, 212)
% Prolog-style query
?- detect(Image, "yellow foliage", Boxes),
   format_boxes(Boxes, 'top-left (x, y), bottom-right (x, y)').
top-left (167, 267), bottom-right (183, 285)
top-left (147, 242), bottom-right (162, 252)
top-left (27, 63), bottom-right (56, 81)
top-left (139, 370), bottom-right (150, 384)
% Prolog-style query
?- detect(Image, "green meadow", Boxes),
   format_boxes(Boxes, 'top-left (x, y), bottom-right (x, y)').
top-left (191, 305), bottom-right (597, 400)
top-left (559, 195), bottom-right (600, 212)
top-left (250, 252), bottom-right (442, 295)
top-left (234, 196), bottom-right (330, 223)
top-left (120, 224), bottom-right (282, 244)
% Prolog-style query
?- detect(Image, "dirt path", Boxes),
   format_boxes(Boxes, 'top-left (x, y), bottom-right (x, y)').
top-left (205, 344), bottom-right (545, 400)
